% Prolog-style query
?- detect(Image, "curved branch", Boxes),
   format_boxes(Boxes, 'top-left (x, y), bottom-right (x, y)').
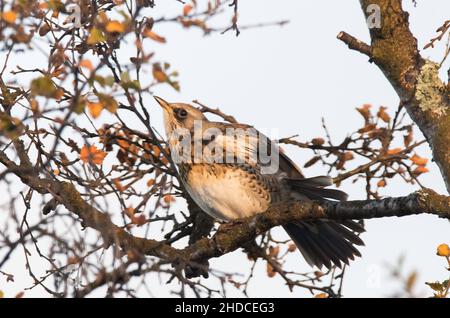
top-left (1, 148), bottom-right (449, 275)
top-left (49, 183), bottom-right (450, 268)
top-left (184, 189), bottom-right (450, 263)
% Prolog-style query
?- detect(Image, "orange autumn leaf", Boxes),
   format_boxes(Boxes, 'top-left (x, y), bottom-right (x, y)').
top-left (377, 179), bottom-right (386, 188)
top-left (163, 194), bottom-right (175, 204)
top-left (153, 70), bottom-right (167, 82)
top-left (106, 20), bottom-right (126, 33)
top-left (386, 148), bottom-right (402, 155)
top-left (152, 145), bottom-right (161, 157)
top-left (266, 262), bottom-right (276, 278)
top-left (410, 154), bottom-right (428, 166)
top-left (436, 243), bottom-right (450, 257)
top-left (128, 144), bottom-right (139, 155)
top-left (2, 11), bottom-right (17, 24)
top-left (358, 123), bottom-right (376, 134)
top-left (79, 59), bottom-right (94, 71)
top-left (146, 179), bottom-right (155, 187)
top-left (183, 4), bottom-right (193, 16)
top-left (87, 102), bottom-right (103, 119)
top-left (124, 207), bottom-right (135, 218)
top-left (79, 145), bottom-right (107, 165)
top-left (413, 166), bottom-right (429, 174)
top-left (54, 89), bottom-right (65, 101)
top-left (356, 104), bottom-right (372, 121)
top-left (131, 214), bottom-right (146, 226)
top-left (117, 138), bottom-right (130, 150)
top-left (113, 178), bottom-right (125, 192)
top-left (30, 99), bottom-right (39, 113)
top-left (143, 29), bottom-right (166, 43)
top-left (377, 106), bottom-right (391, 123)
top-left (314, 293), bottom-right (329, 298)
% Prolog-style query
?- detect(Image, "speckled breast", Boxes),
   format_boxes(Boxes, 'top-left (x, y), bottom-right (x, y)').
top-left (177, 163), bottom-right (284, 221)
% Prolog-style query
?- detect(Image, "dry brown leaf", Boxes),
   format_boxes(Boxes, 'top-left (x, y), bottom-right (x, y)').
top-left (132, 214), bottom-right (146, 226)
top-left (266, 262), bottom-right (276, 278)
top-left (377, 106), bottom-right (391, 123)
top-left (356, 104), bottom-right (372, 121)
top-left (311, 138), bottom-right (325, 146)
top-left (144, 29), bottom-right (166, 43)
top-left (358, 123), bottom-right (377, 134)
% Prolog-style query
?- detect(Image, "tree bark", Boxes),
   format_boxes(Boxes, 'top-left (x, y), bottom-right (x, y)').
top-left (339, 0), bottom-right (450, 192)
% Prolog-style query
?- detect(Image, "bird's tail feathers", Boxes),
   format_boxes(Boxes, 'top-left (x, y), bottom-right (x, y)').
top-left (286, 176), bottom-right (348, 201)
top-left (284, 175), bottom-right (364, 269)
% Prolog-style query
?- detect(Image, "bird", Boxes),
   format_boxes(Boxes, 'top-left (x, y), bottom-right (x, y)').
top-left (154, 96), bottom-right (365, 269)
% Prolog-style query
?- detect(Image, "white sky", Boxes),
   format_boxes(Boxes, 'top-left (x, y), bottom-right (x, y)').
top-left (147, 0), bottom-right (450, 297)
top-left (1, 0), bottom-right (449, 298)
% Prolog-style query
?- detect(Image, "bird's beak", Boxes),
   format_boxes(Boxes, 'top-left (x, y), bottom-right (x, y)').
top-left (154, 96), bottom-right (171, 112)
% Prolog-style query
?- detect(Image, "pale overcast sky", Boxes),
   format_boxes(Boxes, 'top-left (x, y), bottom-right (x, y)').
top-left (1, 0), bottom-right (449, 297)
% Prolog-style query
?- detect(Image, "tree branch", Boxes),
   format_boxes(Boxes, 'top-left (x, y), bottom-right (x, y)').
top-left (1, 147), bottom-right (448, 274)
top-left (339, 0), bottom-right (450, 192)
top-left (337, 31), bottom-right (372, 57)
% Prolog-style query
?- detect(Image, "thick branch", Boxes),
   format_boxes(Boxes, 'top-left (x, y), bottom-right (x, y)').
top-left (2, 148), bottom-right (448, 269)
top-left (339, 0), bottom-right (450, 192)
top-left (184, 189), bottom-right (450, 263)
top-left (56, 186), bottom-right (450, 265)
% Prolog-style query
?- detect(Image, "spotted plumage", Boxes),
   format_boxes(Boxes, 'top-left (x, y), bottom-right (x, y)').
top-left (155, 96), bottom-right (365, 269)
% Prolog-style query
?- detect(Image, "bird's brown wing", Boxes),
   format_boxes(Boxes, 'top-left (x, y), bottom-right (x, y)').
top-left (204, 121), bottom-right (364, 268)
top-left (279, 151), bottom-right (304, 178)
top-left (277, 143), bottom-right (365, 269)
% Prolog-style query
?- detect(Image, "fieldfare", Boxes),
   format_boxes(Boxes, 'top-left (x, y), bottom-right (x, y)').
top-left (155, 96), bottom-right (364, 269)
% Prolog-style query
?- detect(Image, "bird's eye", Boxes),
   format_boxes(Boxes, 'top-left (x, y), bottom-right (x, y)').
top-left (176, 108), bottom-right (188, 119)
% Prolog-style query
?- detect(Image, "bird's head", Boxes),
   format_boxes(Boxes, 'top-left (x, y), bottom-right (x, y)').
top-left (154, 96), bottom-right (207, 136)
